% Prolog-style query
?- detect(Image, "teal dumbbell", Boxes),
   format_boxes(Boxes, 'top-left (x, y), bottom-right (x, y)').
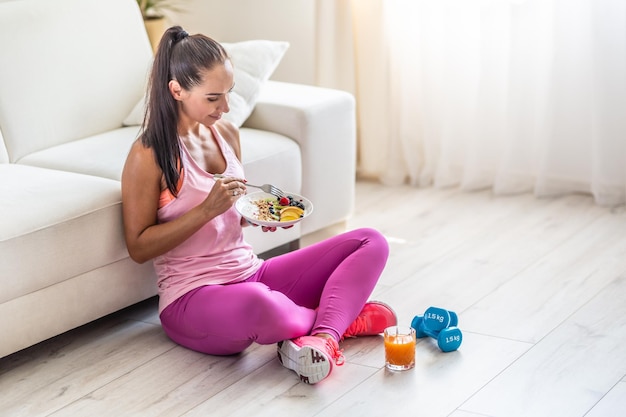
top-left (411, 315), bottom-right (462, 352)
top-left (420, 306), bottom-right (458, 332)
top-left (411, 307), bottom-right (462, 352)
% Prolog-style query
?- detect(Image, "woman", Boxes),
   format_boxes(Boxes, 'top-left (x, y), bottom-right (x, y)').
top-left (121, 26), bottom-right (395, 385)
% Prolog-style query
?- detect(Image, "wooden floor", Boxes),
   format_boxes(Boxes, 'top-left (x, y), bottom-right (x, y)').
top-left (2, 180), bottom-right (626, 417)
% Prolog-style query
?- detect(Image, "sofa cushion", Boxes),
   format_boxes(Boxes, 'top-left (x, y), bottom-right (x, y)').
top-left (0, 0), bottom-right (152, 162)
top-left (18, 127), bottom-right (141, 181)
top-left (0, 165), bottom-right (128, 305)
top-left (239, 127), bottom-right (301, 190)
top-left (123, 40), bottom-right (289, 128)
top-left (223, 41), bottom-right (290, 127)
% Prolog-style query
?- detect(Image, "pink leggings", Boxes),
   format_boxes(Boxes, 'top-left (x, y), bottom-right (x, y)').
top-left (159, 227), bottom-right (389, 355)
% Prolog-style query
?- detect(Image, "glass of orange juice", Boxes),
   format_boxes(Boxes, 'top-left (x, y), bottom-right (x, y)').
top-left (384, 326), bottom-right (416, 371)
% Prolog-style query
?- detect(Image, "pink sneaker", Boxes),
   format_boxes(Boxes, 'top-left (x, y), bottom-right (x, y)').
top-left (342, 301), bottom-right (397, 339)
top-left (277, 336), bottom-right (345, 384)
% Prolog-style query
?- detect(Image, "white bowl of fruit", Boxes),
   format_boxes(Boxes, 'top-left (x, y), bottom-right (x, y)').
top-left (236, 192), bottom-right (314, 228)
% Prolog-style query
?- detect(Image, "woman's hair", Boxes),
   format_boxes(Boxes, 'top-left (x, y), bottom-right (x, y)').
top-left (140, 26), bottom-right (229, 196)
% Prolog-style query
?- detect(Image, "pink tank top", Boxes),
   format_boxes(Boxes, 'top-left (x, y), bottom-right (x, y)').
top-left (154, 125), bottom-right (263, 313)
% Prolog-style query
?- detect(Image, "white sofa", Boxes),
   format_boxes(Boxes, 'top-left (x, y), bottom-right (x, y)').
top-left (0, 0), bottom-right (356, 358)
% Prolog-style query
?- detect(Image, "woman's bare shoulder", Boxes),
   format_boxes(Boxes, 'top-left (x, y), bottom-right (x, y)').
top-left (123, 139), bottom-right (161, 181)
top-left (215, 119), bottom-right (239, 139)
top-left (215, 119), bottom-right (242, 159)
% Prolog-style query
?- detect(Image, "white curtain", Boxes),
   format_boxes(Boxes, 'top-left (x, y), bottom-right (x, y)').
top-left (316, 0), bottom-right (626, 206)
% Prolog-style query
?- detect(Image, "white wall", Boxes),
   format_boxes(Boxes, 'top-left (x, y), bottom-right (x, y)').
top-left (167, 0), bottom-right (316, 85)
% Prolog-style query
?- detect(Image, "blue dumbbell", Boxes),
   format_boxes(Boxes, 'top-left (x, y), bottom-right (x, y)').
top-left (411, 310), bottom-right (463, 352)
top-left (411, 315), bottom-right (462, 352)
top-left (420, 306), bottom-right (458, 333)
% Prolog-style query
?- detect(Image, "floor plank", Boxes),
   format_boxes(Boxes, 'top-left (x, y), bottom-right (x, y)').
top-left (0, 317), bottom-right (172, 416)
top-left (462, 210), bottom-right (626, 342)
top-left (458, 275), bottom-right (626, 417)
top-left (317, 333), bottom-right (530, 417)
top-left (585, 381), bottom-right (626, 417)
top-left (49, 344), bottom-right (275, 417)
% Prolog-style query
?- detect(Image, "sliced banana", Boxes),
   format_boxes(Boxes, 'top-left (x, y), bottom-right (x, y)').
top-left (279, 206), bottom-right (305, 221)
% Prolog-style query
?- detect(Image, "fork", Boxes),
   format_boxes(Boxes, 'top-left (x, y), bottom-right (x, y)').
top-left (244, 182), bottom-right (285, 198)
top-left (213, 174), bottom-right (285, 198)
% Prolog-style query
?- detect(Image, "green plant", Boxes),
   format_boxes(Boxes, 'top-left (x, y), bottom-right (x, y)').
top-left (137, 0), bottom-right (184, 19)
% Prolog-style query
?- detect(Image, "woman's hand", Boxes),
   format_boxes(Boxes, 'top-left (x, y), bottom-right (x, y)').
top-left (200, 175), bottom-right (246, 217)
top-left (246, 220), bottom-right (294, 232)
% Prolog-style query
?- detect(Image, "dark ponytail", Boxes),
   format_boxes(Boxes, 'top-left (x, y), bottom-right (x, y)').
top-left (140, 26), bottom-right (229, 196)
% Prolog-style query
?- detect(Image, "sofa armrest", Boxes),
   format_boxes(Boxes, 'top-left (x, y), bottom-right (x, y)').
top-left (243, 81), bottom-right (356, 235)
